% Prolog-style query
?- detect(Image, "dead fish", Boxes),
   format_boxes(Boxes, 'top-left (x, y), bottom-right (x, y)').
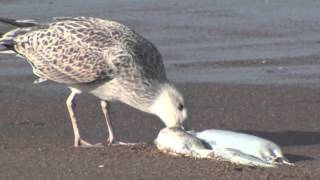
top-left (154, 127), bottom-right (213, 158)
top-left (154, 127), bottom-right (286, 167)
top-left (194, 129), bottom-right (293, 166)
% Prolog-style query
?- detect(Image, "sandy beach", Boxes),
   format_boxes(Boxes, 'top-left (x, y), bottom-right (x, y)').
top-left (0, 0), bottom-right (320, 179)
top-left (0, 76), bottom-right (320, 179)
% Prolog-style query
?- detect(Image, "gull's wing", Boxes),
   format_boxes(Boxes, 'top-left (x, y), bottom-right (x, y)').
top-left (7, 17), bottom-right (126, 84)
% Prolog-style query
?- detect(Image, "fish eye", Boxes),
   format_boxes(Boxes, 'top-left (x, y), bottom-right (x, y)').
top-left (178, 103), bottom-right (184, 111)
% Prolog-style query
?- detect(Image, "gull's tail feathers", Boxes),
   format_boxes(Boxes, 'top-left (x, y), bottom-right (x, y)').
top-left (0, 18), bottom-right (38, 27)
top-left (0, 18), bottom-right (41, 54)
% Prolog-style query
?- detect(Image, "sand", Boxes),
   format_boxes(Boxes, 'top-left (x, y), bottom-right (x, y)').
top-left (0, 74), bottom-right (319, 179)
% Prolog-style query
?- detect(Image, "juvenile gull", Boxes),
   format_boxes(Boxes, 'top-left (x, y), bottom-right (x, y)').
top-left (0, 17), bottom-right (187, 147)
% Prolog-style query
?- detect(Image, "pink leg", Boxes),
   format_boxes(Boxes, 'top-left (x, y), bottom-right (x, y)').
top-left (66, 88), bottom-right (102, 147)
top-left (100, 100), bottom-right (136, 145)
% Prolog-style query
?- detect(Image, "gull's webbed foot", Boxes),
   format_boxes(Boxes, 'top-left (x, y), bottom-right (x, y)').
top-left (75, 138), bottom-right (103, 148)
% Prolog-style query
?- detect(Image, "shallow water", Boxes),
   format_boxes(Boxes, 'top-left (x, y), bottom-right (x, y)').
top-left (0, 0), bottom-right (319, 87)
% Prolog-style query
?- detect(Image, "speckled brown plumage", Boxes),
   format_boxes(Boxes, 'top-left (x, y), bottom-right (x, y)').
top-left (9, 17), bottom-right (166, 85)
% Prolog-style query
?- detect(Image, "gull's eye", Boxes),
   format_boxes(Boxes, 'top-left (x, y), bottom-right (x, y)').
top-left (178, 103), bottom-right (184, 111)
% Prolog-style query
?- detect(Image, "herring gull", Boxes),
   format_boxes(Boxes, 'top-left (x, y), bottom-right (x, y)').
top-left (0, 17), bottom-right (187, 147)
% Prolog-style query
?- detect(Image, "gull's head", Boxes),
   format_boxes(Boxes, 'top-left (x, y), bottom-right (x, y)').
top-left (149, 83), bottom-right (187, 129)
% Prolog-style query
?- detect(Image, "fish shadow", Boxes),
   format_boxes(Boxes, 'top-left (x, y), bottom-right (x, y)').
top-left (236, 130), bottom-right (320, 147)
top-left (285, 154), bottom-right (314, 163)
top-left (236, 130), bottom-right (320, 162)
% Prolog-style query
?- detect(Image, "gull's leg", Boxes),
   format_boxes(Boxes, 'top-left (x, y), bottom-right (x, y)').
top-left (101, 100), bottom-right (136, 145)
top-left (66, 88), bottom-right (102, 148)
top-left (100, 100), bottom-right (116, 144)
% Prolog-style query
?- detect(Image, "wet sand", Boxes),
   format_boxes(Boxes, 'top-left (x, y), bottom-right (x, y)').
top-left (0, 0), bottom-right (320, 87)
top-left (1, 0), bottom-right (320, 179)
top-left (0, 74), bottom-right (320, 179)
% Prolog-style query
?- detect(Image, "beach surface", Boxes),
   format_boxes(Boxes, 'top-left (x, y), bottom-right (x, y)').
top-left (0, 0), bottom-right (320, 179)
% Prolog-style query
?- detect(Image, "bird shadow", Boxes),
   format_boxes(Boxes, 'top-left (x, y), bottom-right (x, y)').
top-left (236, 130), bottom-right (320, 163)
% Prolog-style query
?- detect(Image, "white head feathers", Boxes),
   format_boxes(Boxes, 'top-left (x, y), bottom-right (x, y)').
top-left (149, 84), bottom-right (187, 128)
